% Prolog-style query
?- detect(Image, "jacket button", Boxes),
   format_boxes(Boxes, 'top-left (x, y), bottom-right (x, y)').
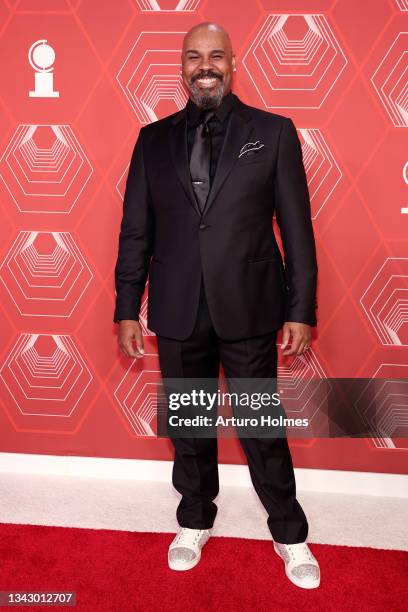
top-left (199, 223), bottom-right (208, 229)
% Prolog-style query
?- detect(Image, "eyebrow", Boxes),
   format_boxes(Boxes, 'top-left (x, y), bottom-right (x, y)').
top-left (184, 49), bottom-right (226, 54)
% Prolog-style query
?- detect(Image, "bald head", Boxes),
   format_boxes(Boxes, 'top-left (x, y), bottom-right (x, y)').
top-left (182, 22), bottom-right (233, 57)
top-left (180, 22), bottom-right (236, 110)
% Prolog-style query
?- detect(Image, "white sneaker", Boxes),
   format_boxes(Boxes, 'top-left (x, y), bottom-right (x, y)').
top-left (168, 527), bottom-right (211, 571)
top-left (273, 541), bottom-right (320, 589)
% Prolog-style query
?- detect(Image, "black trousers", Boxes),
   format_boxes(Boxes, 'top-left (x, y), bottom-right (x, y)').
top-left (156, 275), bottom-right (308, 544)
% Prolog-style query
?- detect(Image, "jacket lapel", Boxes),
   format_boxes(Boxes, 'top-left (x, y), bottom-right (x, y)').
top-left (168, 111), bottom-right (202, 218)
top-left (201, 105), bottom-right (253, 217)
top-left (168, 94), bottom-right (254, 218)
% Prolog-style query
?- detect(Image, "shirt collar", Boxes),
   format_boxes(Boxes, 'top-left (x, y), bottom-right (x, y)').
top-left (186, 90), bottom-right (235, 126)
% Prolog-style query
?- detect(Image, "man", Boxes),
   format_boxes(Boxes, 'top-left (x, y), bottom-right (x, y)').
top-left (114, 22), bottom-right (320, 589)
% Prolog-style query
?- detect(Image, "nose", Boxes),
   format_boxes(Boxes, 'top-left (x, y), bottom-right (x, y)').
top-left (198, 57), bottom-right (216, 72)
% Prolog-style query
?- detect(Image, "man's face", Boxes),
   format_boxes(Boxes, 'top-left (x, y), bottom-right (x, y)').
top-left (181, 28), bottom-right (235, 109)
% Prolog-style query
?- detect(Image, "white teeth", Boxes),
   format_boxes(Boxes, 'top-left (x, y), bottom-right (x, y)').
top-left (197, 78), bottom-right (217, 85)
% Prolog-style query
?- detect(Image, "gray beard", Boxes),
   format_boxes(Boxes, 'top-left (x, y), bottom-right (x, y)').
top-left (189, 79), bottom-right (226, 110)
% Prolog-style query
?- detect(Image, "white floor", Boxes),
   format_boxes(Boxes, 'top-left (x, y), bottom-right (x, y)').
top-left (0, 471), bottom-right (407, 551)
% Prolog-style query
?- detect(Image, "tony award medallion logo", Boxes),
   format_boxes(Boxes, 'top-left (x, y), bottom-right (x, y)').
top-left (28, 39), bottom-right (59, 98)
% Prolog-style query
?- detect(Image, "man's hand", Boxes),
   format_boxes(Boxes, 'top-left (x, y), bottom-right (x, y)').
top-left (118, 320), bottom-right (145, 359)
top-left (280, 322), bottom-right (312, 356)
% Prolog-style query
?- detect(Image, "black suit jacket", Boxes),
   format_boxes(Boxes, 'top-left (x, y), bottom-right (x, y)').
top-left (113, 92), bottom-right (318, 341)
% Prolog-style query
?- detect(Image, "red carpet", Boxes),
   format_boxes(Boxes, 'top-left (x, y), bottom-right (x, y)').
top-left (0, 523), bottom-right (407, 611)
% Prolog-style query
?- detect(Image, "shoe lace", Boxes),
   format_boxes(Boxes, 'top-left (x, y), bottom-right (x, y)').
top-left (174, 528), bottom-right (207, 547)
top-left (285, 543), bottom-right (315, 564)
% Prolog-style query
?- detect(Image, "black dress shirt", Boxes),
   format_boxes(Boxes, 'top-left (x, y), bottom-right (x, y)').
top-left (186, 90), bottom-right (235, 185)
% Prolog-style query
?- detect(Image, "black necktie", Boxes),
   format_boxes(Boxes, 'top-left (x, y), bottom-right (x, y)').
top-left (189, 110), bottom-right (215, 214)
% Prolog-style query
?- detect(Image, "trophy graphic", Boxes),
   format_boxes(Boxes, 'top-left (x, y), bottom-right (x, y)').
top-left (28, 39), bottom-right (59, 98)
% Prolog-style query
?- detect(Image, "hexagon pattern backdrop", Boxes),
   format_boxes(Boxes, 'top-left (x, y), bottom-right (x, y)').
top-left (0, 0), bottom-right (406, 475)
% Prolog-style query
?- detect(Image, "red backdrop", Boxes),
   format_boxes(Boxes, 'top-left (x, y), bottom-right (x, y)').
top-left (0, 0), bottom-right (407, 475)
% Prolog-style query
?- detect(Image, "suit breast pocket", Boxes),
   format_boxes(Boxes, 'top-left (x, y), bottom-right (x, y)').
top-left (236, 152), bottom-right (267, 166)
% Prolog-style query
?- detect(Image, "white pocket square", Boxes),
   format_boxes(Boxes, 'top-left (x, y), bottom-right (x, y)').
top-left (238, 140), bottom-right (265, 158)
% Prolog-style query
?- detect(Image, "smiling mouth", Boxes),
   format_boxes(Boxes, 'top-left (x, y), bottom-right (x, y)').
top-left (193, 76), bottom-right (220, 88)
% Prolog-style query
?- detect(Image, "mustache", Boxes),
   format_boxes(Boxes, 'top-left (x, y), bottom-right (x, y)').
top-left (191, 71), bottom-right (223, 83)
